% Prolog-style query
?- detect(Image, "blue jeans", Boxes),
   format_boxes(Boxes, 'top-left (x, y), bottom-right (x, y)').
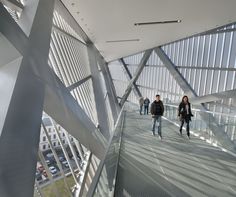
top-left (152, 115), bottom-right (162, 136)
top-left (144, 105), bottom-right (149, 115)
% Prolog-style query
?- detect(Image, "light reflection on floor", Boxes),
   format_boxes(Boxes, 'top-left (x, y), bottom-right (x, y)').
top-left (115, 109), bottom-right (236, 197)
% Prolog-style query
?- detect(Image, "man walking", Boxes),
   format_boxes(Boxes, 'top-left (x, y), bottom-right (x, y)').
top-left (151, 95), bottom-right (164, 139)
top-left (139, 97), bottom-right (144, 115)
top-left (143, 97), bottom-right (150, 115)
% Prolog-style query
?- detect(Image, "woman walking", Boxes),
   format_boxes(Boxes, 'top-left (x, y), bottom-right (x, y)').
top-left (178, 95), bottom-right (193, 139)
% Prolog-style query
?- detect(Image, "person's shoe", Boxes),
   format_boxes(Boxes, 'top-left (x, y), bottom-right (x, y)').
top-left (187, 135), bottom-right (190, 139)
top-left (179, 130), bottom-right (182, 135)
top-left (152, 130), bottom-right (155, 136)
top-left (158, 135), bottom-right (162, 140)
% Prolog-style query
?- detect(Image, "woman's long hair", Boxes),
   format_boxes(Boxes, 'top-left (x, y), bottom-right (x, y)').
top-left (181, 95), bottom-right (189, 104)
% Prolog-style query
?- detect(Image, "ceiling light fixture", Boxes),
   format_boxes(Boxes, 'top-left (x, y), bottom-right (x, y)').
top-left (134, 19), bottom-right (181, 26)
top-left (106, 39), bottom-right (140, 43)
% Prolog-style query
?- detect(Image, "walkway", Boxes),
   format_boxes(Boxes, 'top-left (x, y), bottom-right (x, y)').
top-left (115, 108), bottom-right (236, 197)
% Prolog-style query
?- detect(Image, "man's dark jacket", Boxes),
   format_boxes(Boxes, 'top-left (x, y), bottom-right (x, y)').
top-left (151, 100), bottom-right (164, 116)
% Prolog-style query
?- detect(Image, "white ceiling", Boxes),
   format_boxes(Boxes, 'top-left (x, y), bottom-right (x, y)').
top-left (62, 0), bottom-right (236, 62)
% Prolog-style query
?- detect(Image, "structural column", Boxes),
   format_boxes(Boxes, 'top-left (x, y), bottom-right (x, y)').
top-left (87, 44), bottom-right (110, 139)
top-left (99, 60), bottom-right (120, 124)
top-left (0, 1), bottom-right (55, 196)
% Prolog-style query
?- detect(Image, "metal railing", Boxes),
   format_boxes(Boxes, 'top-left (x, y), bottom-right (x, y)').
top-left (87, 108), bottom-right (126, 197)
top-left (86, 103), bottom-right (236, 197)
top-left (164, 104), bottom-right (236, 149)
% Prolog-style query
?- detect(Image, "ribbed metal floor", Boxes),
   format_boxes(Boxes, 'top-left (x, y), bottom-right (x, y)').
top-left (115, 109), bottom-right (236, 197)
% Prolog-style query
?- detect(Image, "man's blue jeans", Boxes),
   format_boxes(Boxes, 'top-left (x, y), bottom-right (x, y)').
top-left (152, 115), bottom-right (162, 136)
top-left (144, 105), bottom-right (149, 115)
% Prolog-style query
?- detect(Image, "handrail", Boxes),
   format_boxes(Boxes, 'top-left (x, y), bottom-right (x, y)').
top-left (111, 110), bottom-right (126, 196)
top-left (86, 107), bottom-right (126, 197)
top-left (165, 103), bottom-right (236, 118)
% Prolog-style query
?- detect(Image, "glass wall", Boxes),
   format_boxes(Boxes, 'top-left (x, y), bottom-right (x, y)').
top-left (108, 24), bottom-right (236, 146)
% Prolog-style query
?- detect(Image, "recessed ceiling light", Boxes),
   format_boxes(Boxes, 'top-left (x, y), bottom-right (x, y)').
top-left (71, 3), bottom-right (75, 6)
top-left (106, 39), bottom-right (140, 43)
top-left (134, 19), bottom-right (181, 26)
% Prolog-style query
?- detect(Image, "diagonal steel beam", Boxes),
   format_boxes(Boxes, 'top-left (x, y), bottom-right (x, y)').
top-left (87, 44), bottom-right (110, 139)
top-left (52, 24), bottom-right (86, 46)
top-left (201, 28), bottom-right (236, 36)
top-left (119, 59), bottom-right (132, 78)
top-left (1, 0), bottom-right (24, 13)
top-left (53, 0), bottom-right (110, 152)
top-left (119, 58), bottom-right (142, 98)
top-left (154, 47), bottom-right (196, 97)
top-left (155, 46), bottom-right (236, 152)
top-left (1, 0), bottom-right (107, 157)
top-left (44, 67), bottom-right (107, 159)
top-left (54, 0), bottom-right (89, 44)
top-left (0, 1), bottom-right (55, 196)
top-left (190, 89), bottom-right (236, 107)
top-left (0, 3), bottom-right (107, 196)
top-left (67, 75), bottom-right (92, 91)
top-left (55, 0), bottom-right (120, 127)
top-left (119, 49), bottom-right (152, 107)
top-left (175, 66), bottom-right (236, 72)
top-left (97, 59), bottom-right (120, 123)
top-left (0, 3), bottom-right (28, 55)
top-left (104, 62), bottom-right (120, 106)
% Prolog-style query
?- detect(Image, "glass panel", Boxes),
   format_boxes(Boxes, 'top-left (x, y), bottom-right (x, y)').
top-left (89, 110), bottom-right (126, 197)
